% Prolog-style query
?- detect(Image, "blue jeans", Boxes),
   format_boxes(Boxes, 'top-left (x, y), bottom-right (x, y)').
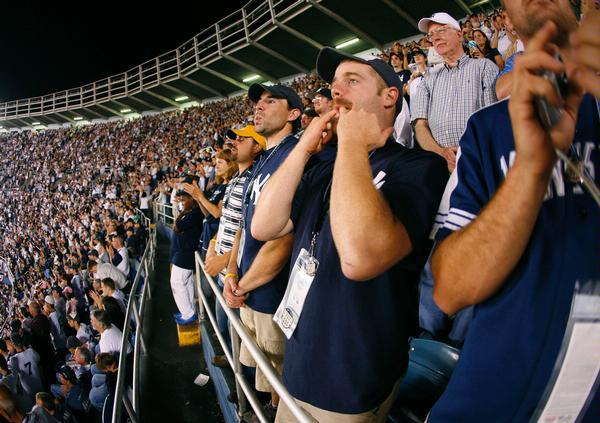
top-left (215, 276), bottom-right (239, 352)
top-left (419, 258), bottom-right (473, 344)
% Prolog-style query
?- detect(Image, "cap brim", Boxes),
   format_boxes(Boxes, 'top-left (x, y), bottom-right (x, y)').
top-left (418, 18), bottom-right (433, 33)
top-left (232, 128), bottom-right (252, 138)
top-left (316, 47), bottom-right (368, 84)
top-left (248, 83), bottom-right (267, 103)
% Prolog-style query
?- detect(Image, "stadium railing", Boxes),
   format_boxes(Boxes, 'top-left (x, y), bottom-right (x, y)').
top-left (0, 0), bottom-right (315, 121)
top-left (112, 212), bottom-right (157, 423)
top-left (154, 202), bottom-right (314, 423)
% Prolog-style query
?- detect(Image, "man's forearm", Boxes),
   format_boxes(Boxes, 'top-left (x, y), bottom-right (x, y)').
top-left (226, 230), bottom-right (241, 275)
top-left (252, 148), bottom-right (307, 241)
top-left (331, 145), bottom-right (412, 281)
top-left (195, 194), bottom-right (221, 219)
top-left (414, 120), bottom-right (443, 155)
top-left (431, 162), bottom-right (552, 315)
top-left (237, 233), bottom-right (294, 293)
top-left (491, 31), bottom-right (499, 49)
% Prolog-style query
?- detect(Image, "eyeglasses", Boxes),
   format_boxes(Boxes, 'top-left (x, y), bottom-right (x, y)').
top-left (426, 25), bottom-right (452, 41)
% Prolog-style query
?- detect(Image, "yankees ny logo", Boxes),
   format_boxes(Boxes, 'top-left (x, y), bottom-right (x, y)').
top-left (251, 173), bottom-right (271, 205)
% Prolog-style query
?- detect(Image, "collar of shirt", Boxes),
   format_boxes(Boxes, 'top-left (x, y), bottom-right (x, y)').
top-left (444, 53), bottom-right (469, 70)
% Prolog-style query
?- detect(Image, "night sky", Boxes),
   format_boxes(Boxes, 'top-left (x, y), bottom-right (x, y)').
top-left (0, 0), bottom-right (247, 101)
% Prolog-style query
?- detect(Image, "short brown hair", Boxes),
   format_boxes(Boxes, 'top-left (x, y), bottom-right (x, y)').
top-left (36, 392), bottom-right (55, 412)
top-left (101, 278), bottom-right (116, 291)
top-left (95, 352), bottom-right (116, 371)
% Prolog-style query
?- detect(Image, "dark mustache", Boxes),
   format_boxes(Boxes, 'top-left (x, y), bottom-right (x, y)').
top-left (333, 98), bottom-right (352, 109)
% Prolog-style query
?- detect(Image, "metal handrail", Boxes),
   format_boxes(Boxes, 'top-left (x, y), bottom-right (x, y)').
top-left (0, 0), bottom-right (315, 122)
top-left (154, 200), bottom-right (177, 224)
top-left (112, 222), bottom-right (157, 422)
top-left (193, 258), bottom-right (315, 423)
top-left (151, 201), bottom-right (314, 421)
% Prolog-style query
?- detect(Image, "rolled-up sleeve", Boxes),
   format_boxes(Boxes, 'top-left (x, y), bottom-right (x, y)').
top-left (410, 77), bottom-right (430, 124)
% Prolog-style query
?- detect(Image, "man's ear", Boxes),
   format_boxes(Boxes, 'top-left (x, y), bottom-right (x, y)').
top-left (288, 108), bottom-right (301, 124)
top-left (383, 86), bottom-right (399, 109)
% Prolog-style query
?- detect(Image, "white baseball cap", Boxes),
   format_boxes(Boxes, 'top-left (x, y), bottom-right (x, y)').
top-left (44, 295), bottom-right (55, 306)
top-left (418, 12), bottom-right (461, 33)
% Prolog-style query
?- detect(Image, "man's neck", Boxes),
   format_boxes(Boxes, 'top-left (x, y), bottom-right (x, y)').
top-left (265, 127), bottom-right (292, 149)
top-left (237, 161), bottom-right (252, 173)
top-left (443, 50), bottom-right (464, 67)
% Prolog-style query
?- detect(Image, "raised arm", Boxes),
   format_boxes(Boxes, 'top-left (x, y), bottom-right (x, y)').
top-left (252, 110), bottom-right (337, 241)
top-left (183, 181), bottom-right (222, 219)
top-left (331, 108), bottom-right (412, 281)
top-left (432, 23), bottom-right (584, 315)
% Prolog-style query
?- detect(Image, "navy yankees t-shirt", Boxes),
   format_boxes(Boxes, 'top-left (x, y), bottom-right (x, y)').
top-left (170, 207), bottom-right (203, 270)
top-left (239, 134), bottom-right (299, 314)
top-left (430, 95), bottom-right (600, 422)
top-left (283, 139), bottom-right (448, 413)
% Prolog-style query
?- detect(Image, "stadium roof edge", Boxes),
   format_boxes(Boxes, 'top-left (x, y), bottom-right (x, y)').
top-left (0, 0), bottom-right (493, 130)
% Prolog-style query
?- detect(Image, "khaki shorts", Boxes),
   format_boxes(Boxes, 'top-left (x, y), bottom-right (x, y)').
top-left (275, 380), bottom-right (401, 423)
top-left (239, 305), bottom-right (285, 393)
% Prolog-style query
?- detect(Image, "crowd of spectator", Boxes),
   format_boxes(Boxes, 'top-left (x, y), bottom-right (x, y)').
top-left (1, 1), bottom-right (599, 422)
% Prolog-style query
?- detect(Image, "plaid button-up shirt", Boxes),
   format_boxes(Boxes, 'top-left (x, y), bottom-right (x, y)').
top-left (410, 54), bottom-right (499, 148)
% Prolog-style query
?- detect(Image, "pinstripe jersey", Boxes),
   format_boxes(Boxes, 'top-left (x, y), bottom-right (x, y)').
top-left (215, 168), bottom-right (249, 279)
top-left (9, 348), bottom-right (43, 397)
top-left (429, 95), bottom-right (600, 422)
top-left (410, 54), bottom-right (499, 148)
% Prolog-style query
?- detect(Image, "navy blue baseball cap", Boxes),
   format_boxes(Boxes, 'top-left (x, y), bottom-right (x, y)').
top-left (314, 87), bottom-right (332, 100)
top-left (316, 47), bottom-right (403, 116)
top-left (248, 83), bottom-right (303, 112)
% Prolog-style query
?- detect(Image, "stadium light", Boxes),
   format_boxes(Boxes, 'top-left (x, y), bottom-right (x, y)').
top-left (242, 74), bottom-right (261, 83)
top-left (335, 38), bottom-right (360, 49)
top-left (73, 117), bottom-right (83, 121)
top-left (32, 122), bottom-right (41, 125)
top-left (120, 109), bottom-right (132, 113)
top-left (175, 96), bottom-right (189, 102)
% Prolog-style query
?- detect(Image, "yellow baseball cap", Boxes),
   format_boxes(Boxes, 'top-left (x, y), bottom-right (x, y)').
top-left (231, 125), bottom-right (267, 150)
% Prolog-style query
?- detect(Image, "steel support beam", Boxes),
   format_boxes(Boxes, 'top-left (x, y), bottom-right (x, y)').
top-left (250, 41), bottom-right (309, 74)
top-left (54, 112), bottom-right (76, 123)
top-left (143, 90), bottom-right (180, 107)
top-left (274, 21), bottom-right (323, 50)
top-left (80, 108), bottom-right (104, 119)
top-left (182, 76), bottom-right (224, 98)
top-left (223, 55), bottom-right (278, 83)
top-left (198, 66), bottom-right (249, 91)
top-left (96, 103), bottom-right (123, 116)
top-left (454, 0), bottom-right (473, 14)
top-left (39, 115), bottom-right (61, 124)
top-left (380, 0), bottom-right (419, 31)
top-left (308, 0), bottom-right (383, 51)
top-left (127, 95), bottom-right (158, 110)
top-left (112, 100), bottom-right (136, 113)
top-left (161, 83), bottom-right (201, 103)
